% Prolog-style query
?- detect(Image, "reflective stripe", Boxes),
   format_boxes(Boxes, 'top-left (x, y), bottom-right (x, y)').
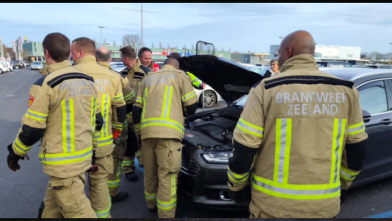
top-left (136, 97), bottom-right (143, 103)
top-left (25, 109), bottom-right (48, 122)
top-left (62, 99), bottom-right (75, 153)
top-left (171, 174), bottom-right (176, 199)
top-left (141, 89), bottom-right (148, 120)
top-left (109, 161), bottom-right (122, 188)
top-left (95, 200), bottom-right (111, 218)
top-left (39, 146), bottom-right (93, 165)
top-left (141, 118), bottom-right (184, 134)
top-left (124, 91), bottom-right (135, 101)
top-left (91, 97), bottom-right (97, 131)
top-left (252, 174), bottom-right (341, 200)
top-left (112, 123), bottom-right (123, 130)
top-left (145, 191), bottom-right (157, 200)
top-left (227, 169), bottom-right (249, 183)
top-left (340, 167), bottom-right (359, 181)
top-left (113, 93), bottom-right (124, 102)
top-left (161, 86), bottom-right (173, 119)
top-left (237, 118), bottom-right (264, 138)
top-left (182, 91), bottom-right (196, 102)
top-left (135, 123), bottom-right (141, 132)
top-left (347, 121), bottom-right (365, 135)
top-left (274, 118), bottom-right (292, 184)
top-left (95, 135), bottom-right (113, 147)
top-left (107, 180), bottom-right (120, 187)
top-left (13, 138), bottom-right (32, 154)
top-left (157, 199), bottom-right (177, 210)
top-left (331, 119), bottom-right (346, 183)
top-left (101, 94), bottom-right (110, 137)
top-left (121, 160), bottom-right (134, 167)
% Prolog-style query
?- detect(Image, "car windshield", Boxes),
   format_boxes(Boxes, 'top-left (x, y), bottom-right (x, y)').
top-left (33, 62), bottom-right (41, 65)
top-left (234, 95), bottom-right (248, 107)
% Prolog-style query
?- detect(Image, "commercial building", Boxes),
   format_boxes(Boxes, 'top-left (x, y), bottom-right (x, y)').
top-left (231, 52), bottom-right (270, 65)
top-left (23, 42), bottom-right (44, 62)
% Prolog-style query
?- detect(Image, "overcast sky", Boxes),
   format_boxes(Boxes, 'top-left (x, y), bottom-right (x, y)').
top-left (1, 3), bottom-right (392, 54)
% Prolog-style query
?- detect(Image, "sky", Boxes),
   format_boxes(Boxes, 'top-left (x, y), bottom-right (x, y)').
top-left (1, 3), bottom-right (392, 54)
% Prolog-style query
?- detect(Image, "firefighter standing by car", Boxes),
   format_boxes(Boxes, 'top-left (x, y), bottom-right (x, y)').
top-left (119, 46), bottom-right (151, 181)
top-left (72, 37), bottom-right (127, 218)
top-left (167, 52), bottom-right (203, 90)
top-left (6, 32), bottom-right (102, 218)
top-left (227, 30), bottom-right (368, 218)
top-left (96, 46), bottom-right (135, 203)
top-left (132, 58), bottom-right (198, 218)
top-left (138, 47), bottom-right (160, 72)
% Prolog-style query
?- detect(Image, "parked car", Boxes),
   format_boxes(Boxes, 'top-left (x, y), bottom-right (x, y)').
top-left (5, 61), bottom-right (13, 71)
top-left (111, 62), bottom-right (223, 108)
top-left (23, 61), bottom-right (30, 66)
top-left (18, 60), bottom-right (26, 68)
top-left (316, 61), bottom-right (352, 68)
top-left (0, 61), bottom-right (9, 74)
top-left (31, 61), bottom-right (44, 70)
top-left (177, 55), bottom-right (392, 210)
top-left (367, 65), bottom-right (392, 69)
top-left (11, 60), bottom-right (23, 69)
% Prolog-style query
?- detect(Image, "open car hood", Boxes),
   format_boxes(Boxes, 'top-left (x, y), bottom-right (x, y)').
top-left (178, 55), bottom-right (263, 105)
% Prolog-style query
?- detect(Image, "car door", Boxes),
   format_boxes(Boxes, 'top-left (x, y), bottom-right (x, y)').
top-left (354, 79), bottom-right (392, 183)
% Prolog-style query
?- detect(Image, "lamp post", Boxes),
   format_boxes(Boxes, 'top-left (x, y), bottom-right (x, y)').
top-left (279, 36), bottom-right (283, 42)
top-left (141, 3), bottom-right (143, 47)
top-left (98, 26), bottom-right (105, 46)
top-left (390, 43), bottom-right (392, 65)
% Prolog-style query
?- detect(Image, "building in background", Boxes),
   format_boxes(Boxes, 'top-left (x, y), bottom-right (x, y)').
top-left (231, 52), bottom-right (270, 65)
top-left (23, 42), bottom-right (44, 62)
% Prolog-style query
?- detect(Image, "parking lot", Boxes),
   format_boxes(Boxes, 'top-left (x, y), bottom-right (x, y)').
top-left (0, 68), bottom-right (391, 218)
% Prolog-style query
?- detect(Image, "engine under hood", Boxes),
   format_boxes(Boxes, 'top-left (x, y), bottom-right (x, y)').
top-left (178, 55), bottom-right (263, 105)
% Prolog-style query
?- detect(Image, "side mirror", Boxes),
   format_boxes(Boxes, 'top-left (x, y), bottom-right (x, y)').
top-left (362, 110), bottom-right (371, 123)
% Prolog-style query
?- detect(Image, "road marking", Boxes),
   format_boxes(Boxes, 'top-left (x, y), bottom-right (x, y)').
top-left (368, 210), bottom-right (392, 218)
top-left (5, 95), bottom-right (14, 97)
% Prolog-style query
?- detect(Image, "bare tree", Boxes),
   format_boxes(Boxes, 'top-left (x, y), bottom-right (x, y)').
top-left (229, 47), bottom-right (231, 52)
top-left (191, 44), bottom-right (195, 50)
top-left (159, 42), bottom-right (162, 48)
top-left (221, 47), bottom-right (225, 52)
top-left (22, 50), bottom-right (29, 61)
top-left (122, 34), bottom-right (141, 47)
top-left (122, 35), bottom-right (132, 46)
top-left (184, 44), bottom-right (187, 50)
top-left (167, 43), bottom-right (170, 49)
top-left (103, 38), bottom-right (107, 46)
top-left (175, 45), bottom-right (179, 49)
top-left (152, 42), bottom-right (155, 48)
top-left (113, 40), bottom-right (117, 46)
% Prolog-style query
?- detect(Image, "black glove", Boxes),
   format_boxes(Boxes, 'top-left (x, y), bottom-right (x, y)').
top-left (340, 189), bottom-right (348, 205)
top-left (7, 143), bottom-right (24, 172)
top-left (88, 151), bottom-right (99, 174)
top-left (197, 84), bottom-right (204, 90)
top-left (229, 185), bottom-right (251, 208)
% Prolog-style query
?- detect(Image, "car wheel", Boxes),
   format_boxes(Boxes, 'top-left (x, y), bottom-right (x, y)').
top-left (200, 90), bottom-right (217, 108)
top-left (0, 69), bottom-right (3, 74)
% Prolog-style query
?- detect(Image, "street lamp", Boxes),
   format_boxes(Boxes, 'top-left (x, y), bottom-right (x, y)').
top-left (141, 3), bottom-right (143, 47)
top-left (98, 26), bottom-right (105, 46)
top-left (279, 36), bottom-right (283, 42)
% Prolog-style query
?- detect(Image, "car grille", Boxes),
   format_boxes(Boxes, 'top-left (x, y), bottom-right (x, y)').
top-left (181, 154), bottom-right (200, 176)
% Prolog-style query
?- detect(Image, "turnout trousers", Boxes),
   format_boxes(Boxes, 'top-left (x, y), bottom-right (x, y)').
top-left (143, 138), bottom-right (182, 218)
top-left (88, 154), bottom-right (113, 218)
top-left (123, 121), bottom-right (140, 171)
top-left (42, 173), bottom-right (97, 218)
top-left (108, 125), bottom-right (128, 197)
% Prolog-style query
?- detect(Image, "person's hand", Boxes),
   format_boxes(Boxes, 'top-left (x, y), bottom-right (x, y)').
top-left (7, 144), bottom-right (24, 172)
top-left (229, 185), bottom-right (251, 208)
top-left (340, 189), bottom-right (348, 205)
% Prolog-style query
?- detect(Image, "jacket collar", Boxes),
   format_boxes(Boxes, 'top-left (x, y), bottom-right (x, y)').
top-left (279, 54), bottom-right (319, 73)
top-left (75, 55), bottom-right (97, 65)
top-left (47, 60), bottom-right (72, 73)
top-left (97, 62), bottom-right (112, 70)
top-left (161, 64), bottom-right (176, 70)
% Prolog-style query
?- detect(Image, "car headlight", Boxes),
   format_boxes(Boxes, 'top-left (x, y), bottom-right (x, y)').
top-left (202, 151), bottom-right (233, 164)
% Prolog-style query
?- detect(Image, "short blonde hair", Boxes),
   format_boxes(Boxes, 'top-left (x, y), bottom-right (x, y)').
top-left (270, 59), bottom-right (278, 65)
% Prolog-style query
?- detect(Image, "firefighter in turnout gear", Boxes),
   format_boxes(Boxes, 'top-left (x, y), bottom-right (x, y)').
top-left (6, 33), bottom-right (102, 218)
top-left (227, 30), bottom-right (368, 218)
top-left (96, 47), bottom-right (134, 203)
top-left (132, 58), bottom-right (198, 218)
top-left (120, 46), bottom-right (151, 181)
top-left (167, 52), bottom-right (203, 89)
top-left (72, 38), bottom-right (127, 218)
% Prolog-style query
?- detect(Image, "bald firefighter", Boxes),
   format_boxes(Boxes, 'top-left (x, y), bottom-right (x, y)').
top-left (227, 30), bottom-right (368, 218)
top-left (6, 32), bottom-right (102, 218)
top-left (96, 47), bottom-right (135, 202)
top-left (120, 46), bottom-right (151, 181)
top-left (132, 58), bottom-right (198, 218)
top-left (72, 38), bottom-right (126, 218)
top-left (167, 52), bottom-right (203, 89)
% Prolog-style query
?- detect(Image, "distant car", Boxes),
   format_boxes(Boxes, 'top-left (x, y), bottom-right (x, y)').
top-left (18, 60), bottom-right (26, 68)
top-left (23, 61), bottom-right (30, 66)
top-left (0, 61), bottom-right (9, 74)
top-left (11, 60), bottom-right (23, 69)
top-left (31, 61), bottom-right (44, 70)
top-left (367, 65), bottom-right (392, 69)
top-left (244, 65), bottom-right (269, 76)
top-left (111, 63), bottom-right (223, 108)
top-left (316, 61), bottom-right (352, 68)
top-left (5, 61), bottom-right (13, 71)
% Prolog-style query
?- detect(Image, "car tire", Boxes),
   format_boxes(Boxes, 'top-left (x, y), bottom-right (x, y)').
top-left (0, 69), bottom-right (3, 74)
top-left (200, 90), bottom-right (217, 108)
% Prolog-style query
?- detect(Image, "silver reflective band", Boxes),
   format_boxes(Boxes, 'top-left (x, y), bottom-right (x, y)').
top-left (108, 182), bottom-right (119, 186)
top-left (141, 120), bottom-right (184, 133)
top-left (252, 178), bottom-right (340, 195)
top-left (98, 137), bottom-right (113, 144)
top-left (334, 119), bottom-right (343, 183)
top-left (96, 210), bottom-right (110, 218)
top-left (171, 174), bottom-right (176, 198)
top-left (182, 92), bottom-right (196, 101)
top-left (145, 195), bottom-right (157, 199)
top-left (113, 94), bottom-right (123, 101)
top-left (237, 119), bottom-right (264, 136)
top-left (103, 95), bottom-right (109, 137)
top-left (14, 141), bottom-right (30, 153)
top-left (157, 201), bottom-right (177, 208)
top-left (26, 110), bottom-right (47, 120)
top-left (278, 119), bottom-right (287, 183)
top-left (65, 100), bottom-right (72, 153)
top-left (348, 124), bottom-right (365, 133)
top-left (341, 169), bottom-right (356, 179)
top-left (39, 149), bottom-right (92, 162)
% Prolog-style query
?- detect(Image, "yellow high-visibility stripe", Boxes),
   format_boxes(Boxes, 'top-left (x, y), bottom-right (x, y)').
top-left (347, 121), bottom-right (365, 135)
top-left (274, 118), bottom-right (292, 184)
top-left (39, 146), bottom-right (93, 165)
top-left (25, 109), bottom-right (48, 122)
top-left (62, 99), bottom-right (75, 153)
top-left (142, 88), bottom-right (148, 120)
top-left (330, 119), bottom-right (346, 184)
top-left (70, 100), bottom-right (75, 153)
top-left (282, 118), bottom-right (292, 184)
top-left (236, 118), bottom-right (264, 138)
top-left (274, 119), bottom-right (282, 183)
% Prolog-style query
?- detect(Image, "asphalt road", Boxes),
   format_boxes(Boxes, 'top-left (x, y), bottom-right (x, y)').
top-left (0, 68), bottom-right (391, 218)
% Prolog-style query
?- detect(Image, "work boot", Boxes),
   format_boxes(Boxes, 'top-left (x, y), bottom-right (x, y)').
top-left (126, 171), bottom-right (138, 181)
top-left (148, 207), bottom-right (157, 212)
top-left (175, 207), bottom-right (185, 218)
top-left (111, 191), bottom-right (129, 203)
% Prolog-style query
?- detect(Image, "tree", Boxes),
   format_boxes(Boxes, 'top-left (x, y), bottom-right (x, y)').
top-left (221, 47), bottom-right (225, 52)
top-left (368, 51), bottom-right (383, 60)
top-left (113, 40), bottom-right (117, 46)
top-left (1, 45), bottom-right (7, 58)
top-left (22, 50), bottom-right (29, 61)
top-left (122, 34), bottom-right (140, 47)
top-left (232, 51), bottom-right (240, 54)
top-left (229, 47), bottom-right (231, 52)
top-left (167, 43), bottom-right (170, 49)
top-left (191, 44), bottom-right (195, 50)
top-left (184, 44), bottom-right (187, 50)
top-left (103, 38), bottom-right (107, 46)
top-left (151, 42), bottom-right (155, 48)
top-left (159, 42), bottom-right (162, 48)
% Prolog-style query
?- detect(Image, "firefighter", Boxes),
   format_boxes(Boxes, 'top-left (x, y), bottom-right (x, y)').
top-left (132, 58), bottom-right (198, 218)
top-left (120, 46), bottom-right (151, 181)
top-left (227, 30), bottom-right (368, 218)
top-left (167, 52), bottom-right (203, 90)
top-left (6, 32), bottom-right (102, 218)
top-left (96, 46), bottom-right (134, 202)
top-left (72, 38), bottom-right (127, 218)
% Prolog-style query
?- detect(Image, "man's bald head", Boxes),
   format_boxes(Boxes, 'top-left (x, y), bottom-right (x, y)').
top-left (96, 47), bottom-right (112, 63)
top-left (278, 30), bottom-right (315, 69)
top-left (164, 57), bottom-right (179, 69)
